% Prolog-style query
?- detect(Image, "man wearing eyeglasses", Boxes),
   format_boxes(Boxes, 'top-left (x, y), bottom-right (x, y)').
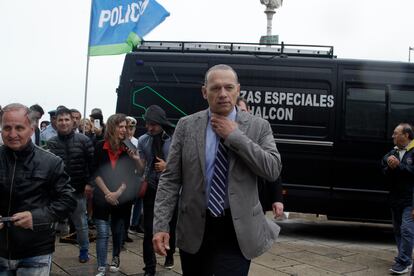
top-left (382, 123), bottom-right (414, 274)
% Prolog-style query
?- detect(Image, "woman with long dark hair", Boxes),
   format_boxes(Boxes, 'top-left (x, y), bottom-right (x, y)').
top-left (92, 113), bottom-right (143, 276)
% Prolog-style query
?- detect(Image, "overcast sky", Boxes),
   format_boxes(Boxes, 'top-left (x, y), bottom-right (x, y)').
top-left (1, 0), bottom-right (413, 123)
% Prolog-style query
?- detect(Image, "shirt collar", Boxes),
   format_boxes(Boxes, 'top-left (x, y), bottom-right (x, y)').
top-left (103, 140), bottom-right (124, 169)
top-left (5, 141), bottom-right (34, 159)
top-left (207, 106), bottom-right (237, 121)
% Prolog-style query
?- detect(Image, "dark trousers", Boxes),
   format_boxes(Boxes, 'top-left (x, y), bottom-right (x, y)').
top-left (179, 209), bottom-right (251, 276)
top-left (391, 205), bottom-right (414, 266)
top-left (123, 202), bottom-right (132, 243)
top-left (143, 186), bottom-right (177, 273)
top-left (111, 203), bottom-right (132, 257)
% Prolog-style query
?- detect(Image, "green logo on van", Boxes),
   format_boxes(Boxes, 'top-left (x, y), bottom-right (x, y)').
top-left (132, 86), bottom-right (188, 119)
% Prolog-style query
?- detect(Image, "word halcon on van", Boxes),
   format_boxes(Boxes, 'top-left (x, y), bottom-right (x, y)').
top-left (240, 90), bottom-right (335, 121)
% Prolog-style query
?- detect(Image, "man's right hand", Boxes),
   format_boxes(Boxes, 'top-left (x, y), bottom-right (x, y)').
top-left (153, 232), bottom-right (170, 256)
top-left (387, 155), bottom-right (400, 169)
top-left (93, 126), bottom-right (102, 135)
top-left (211, 113), bottom-right (237, 139)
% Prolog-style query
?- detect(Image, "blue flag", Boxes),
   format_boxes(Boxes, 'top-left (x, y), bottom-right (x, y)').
top-left (89, 0), bottom-right (169, 56)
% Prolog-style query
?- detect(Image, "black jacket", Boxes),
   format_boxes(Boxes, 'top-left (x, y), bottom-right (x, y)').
top-left (382, 141), bottom-right (414, 208)
top-left (47, 131), bottom-right (94, 194)
top-left (92, 140), bottom-right (140, 220)
top-left (0, 142), bottom-right (76, 259)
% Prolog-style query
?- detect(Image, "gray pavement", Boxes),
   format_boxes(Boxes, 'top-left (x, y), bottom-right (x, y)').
top-left (51, 213), bottom-right (399, 276)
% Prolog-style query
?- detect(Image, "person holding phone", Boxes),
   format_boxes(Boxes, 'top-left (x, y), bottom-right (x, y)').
top-left (92, 113), bottom-right (144, 276)
top-left (90, 111), bottom-right (105, 143)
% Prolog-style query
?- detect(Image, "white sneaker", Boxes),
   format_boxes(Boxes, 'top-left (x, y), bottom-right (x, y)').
top-left (95, 266), bottom-right (105, 276)
top-left (109, 256), bottom-right (120, 272)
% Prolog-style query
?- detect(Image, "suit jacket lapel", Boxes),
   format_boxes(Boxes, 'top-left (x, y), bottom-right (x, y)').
top-left (236, 111), bottom-right (249, 135)
top-left (196, 110), bottom-right (208, 181)
top-left (228, 111), bottom-right (249, 172)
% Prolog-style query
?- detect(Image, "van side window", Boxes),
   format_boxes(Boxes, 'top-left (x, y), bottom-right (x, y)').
top-left (344, 87), bottom-right (386, 138)
top-left (389, 88), bottom-right (414, 131)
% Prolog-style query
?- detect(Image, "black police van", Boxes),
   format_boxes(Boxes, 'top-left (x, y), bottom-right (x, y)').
top-left (116, 41), bottom-right (414, 222)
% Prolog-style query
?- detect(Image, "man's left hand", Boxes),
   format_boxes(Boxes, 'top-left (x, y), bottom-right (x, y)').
top-left (154, 157), bottom-right (166, 172)
top-left (211, 113), bottom-right (237, 139)
top-left (12, 211), bottom-right (33, 230)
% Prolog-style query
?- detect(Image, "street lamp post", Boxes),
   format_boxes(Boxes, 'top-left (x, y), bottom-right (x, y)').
top-left (259, 0), bottom-right (283, 45)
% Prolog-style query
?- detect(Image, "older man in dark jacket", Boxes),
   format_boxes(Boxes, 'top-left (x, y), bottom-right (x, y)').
top-left (48, 107), bottom-right (94, 263)
top-left (0, 103), bottom-right (76, 275)
top-left (382, 123), bottom-right (414, 274)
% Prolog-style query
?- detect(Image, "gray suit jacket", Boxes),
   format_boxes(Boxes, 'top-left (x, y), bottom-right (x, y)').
top-left (154, 109), bottom-right (282, 260)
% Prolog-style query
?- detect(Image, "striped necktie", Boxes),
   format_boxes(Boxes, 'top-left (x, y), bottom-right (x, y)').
top-left (208, 138), bottom-right (228, 217)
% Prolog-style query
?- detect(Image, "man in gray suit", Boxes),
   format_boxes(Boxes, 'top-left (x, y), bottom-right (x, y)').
top-left (153, 64), bottom-right (282, 276)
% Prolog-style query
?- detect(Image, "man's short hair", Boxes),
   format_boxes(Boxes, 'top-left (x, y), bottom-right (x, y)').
top-left (56, 105), bottom-right (68, 111)
top-left (2, 103), bottom-right (34, 125)
top-left (204, 64), bottom-right (239, 85)
top-left (236, 96), bottom-right (249, 108)
top-left (29, 104), bottom-right (44, 116)
top-left (48, 110), bottom-right (57, 118)
top-left (70, 108), bottom-right (81, 114)
top-left (399, 123), bottom-right (414, 140)
top-left (90, 108), bottom-right (103, 116)
top-left (56, 107), bottom-right (72, 118)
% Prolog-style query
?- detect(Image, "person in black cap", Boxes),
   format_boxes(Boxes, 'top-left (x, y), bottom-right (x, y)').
top-left (137, 105), bottom-right (177, 275)
top-left (90, 107), bottom-right (102, 115)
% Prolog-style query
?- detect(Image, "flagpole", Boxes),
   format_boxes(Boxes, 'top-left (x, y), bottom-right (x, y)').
top-left (82, 0), bottom-right (94, 133)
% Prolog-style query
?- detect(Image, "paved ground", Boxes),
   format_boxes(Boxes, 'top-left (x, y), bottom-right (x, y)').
top-left (51, 213), bottom-right (399, 276)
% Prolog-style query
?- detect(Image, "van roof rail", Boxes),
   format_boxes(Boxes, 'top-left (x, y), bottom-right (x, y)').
top-left (134, 41), bottom-right (335, 58)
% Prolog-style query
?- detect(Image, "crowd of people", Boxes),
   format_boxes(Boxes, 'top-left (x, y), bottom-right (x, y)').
top-left (1, 63), bottom-right (413, 276)
top-left (0, 102), bottom-right (181, 276)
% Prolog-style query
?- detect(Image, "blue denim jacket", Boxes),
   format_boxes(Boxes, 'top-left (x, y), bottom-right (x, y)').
top-left (137, 132), bottom-right (172, 188)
